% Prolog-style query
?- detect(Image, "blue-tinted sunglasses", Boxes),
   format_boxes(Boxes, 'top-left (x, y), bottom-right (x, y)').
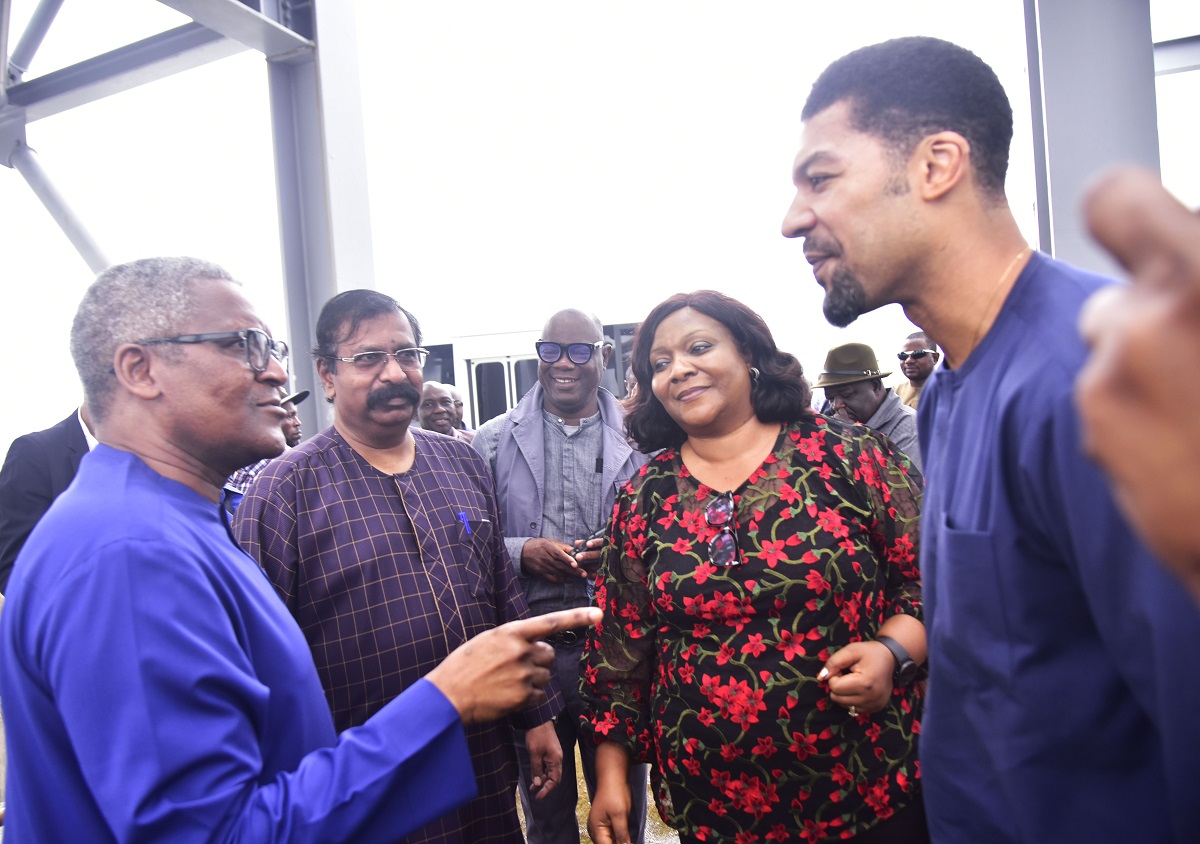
top-left (536, 340), bottom-right (606, 365)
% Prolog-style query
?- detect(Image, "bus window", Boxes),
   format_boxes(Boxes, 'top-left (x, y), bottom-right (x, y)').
top-left (423, 343), bottom-right (455, 384)
top-left (473, 361), bottom-right (508, 426)
top-left (514, 359), bottom-right (539, 402)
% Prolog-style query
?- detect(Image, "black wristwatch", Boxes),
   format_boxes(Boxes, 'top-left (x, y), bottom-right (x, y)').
top-left (876, 635), bottom-right (918, 686)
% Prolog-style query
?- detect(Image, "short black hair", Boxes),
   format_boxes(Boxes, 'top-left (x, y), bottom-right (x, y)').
top-left (625, 291), bottom-right (812, 452)
top-left (313, 289), bottom-right (421, 368)
top-left (802, 36), bottom-right (1013, 200)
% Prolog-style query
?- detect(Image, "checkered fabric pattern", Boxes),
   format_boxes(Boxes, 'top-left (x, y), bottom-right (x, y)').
top-left (224, 458), bottom-right (270, 495)
top-left (234, 427), bottom-right (560, 843)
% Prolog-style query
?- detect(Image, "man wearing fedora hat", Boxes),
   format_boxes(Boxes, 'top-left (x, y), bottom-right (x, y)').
top-left (279, 387), bottom-right (310, 448)
top-left (815, 342), bottom-right (921, 470)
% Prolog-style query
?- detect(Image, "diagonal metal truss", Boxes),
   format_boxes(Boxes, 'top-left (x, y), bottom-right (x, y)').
top-left (0, 0), bottom-right (374, 435)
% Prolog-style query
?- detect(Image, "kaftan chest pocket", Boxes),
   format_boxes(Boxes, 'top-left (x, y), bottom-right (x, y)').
top-left (454, 516), bottom-right (496, 601)
top-left (935, 517), bottom-right (1014, 683)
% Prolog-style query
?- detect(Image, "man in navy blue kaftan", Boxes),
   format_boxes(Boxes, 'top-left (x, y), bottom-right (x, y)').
top-left (782, 38), bottom-right (1200, 843)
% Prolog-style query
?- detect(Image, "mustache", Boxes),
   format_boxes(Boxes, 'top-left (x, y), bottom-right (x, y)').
top-left (366, 380), bottom-right (421, 411)
top-left (803, 236), bottom-right (841, 258)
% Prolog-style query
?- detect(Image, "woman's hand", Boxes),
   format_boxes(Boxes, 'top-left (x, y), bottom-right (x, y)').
top-left (818, 641), bottom-right (895, 715)
top-left (588, 783), bottom-right (634, 844)
top-left (589, 741), bottom-right (635, 844)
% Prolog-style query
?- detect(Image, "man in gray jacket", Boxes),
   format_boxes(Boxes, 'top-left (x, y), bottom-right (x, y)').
top-left (473, 308), bottom-right (649, 844)
top-left (815, 342), bottom-right (922, 470)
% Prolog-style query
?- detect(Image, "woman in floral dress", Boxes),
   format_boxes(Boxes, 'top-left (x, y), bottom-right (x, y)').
top-left (582, 291), bottom-right (927, 843)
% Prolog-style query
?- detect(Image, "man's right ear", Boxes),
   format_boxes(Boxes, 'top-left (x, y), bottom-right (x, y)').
top-left (315, 356), bottom-right (337, 401)
top-left (112, 343), bottom-right (164, 401)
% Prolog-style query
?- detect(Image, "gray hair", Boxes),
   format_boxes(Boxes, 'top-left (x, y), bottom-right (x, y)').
top-left (70, 257), bottom-right (237, 421)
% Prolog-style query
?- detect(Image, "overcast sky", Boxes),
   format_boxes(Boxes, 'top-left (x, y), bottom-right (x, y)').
top-left (1, 1), bottom-right (1197, 455)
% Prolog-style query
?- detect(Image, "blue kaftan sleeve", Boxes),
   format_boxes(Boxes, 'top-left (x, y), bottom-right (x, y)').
top-left (25, 535), bottom-right (476, 843)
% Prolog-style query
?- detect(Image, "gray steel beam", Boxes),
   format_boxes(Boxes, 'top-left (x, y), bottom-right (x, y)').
top-left (9, 141), bottom-right (109, 272)
top-left (1026, 0), bottom-right (1160, 276)
top-left (8, 0), bottom-right (64, 83)
top-left (156, 0), bottom-right (312, 62)
top-left (269, 57), bottom-right (331, 425)
top-left (0, 0), bottom-right (11, 105)
top-left (264, 0), bottom-right (375, 434)
top-left (6, 22), bottom-right (247, 122)
top-left (1, 0), bottom-right (368, 428)
top-left (1155, 34), bottom-right (1200, 76)
top-left (1022, 0), bottom-right (1053, 255)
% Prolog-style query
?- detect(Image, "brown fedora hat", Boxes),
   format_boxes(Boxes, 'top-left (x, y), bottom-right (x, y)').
top-left (280, 388), bottom-right (310, 407)
top-left (813, 343), bottom-right (891, 388)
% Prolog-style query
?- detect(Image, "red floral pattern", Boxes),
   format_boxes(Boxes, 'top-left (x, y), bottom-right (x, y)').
top-left (582, 416), bottom-right (923, 841)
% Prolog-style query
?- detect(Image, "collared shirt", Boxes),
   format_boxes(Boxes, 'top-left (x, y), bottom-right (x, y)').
top-left (541, 408), bottom-right (605, 601)
top-left (234, 426), bottom-right (559, 844)
top-left (76, 407), bottom-right (97, 451)
top-left (224, 457), bottom-right (270, 495)
top-left (473, 385), bottom-right (650, 618)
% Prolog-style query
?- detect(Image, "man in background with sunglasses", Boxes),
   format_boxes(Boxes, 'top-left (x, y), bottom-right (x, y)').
top-left (895, 332), bottom-right (940, 409)
top-left (234, 289), bottom-right (563, 844)
top-left (473, 308), bottom-right (650, 844)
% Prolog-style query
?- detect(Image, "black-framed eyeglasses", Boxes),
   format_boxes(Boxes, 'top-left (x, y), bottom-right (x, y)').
top-left (897, 349), bottom-right (936, 362)
top-left (705, 491), bottom-right (741, 567)
top-left (326, 347), bottom-right (429, 371)
top-left (137, 329), bottom-right (288, 373)
top-left (536, 340), bottom-right (606, 365)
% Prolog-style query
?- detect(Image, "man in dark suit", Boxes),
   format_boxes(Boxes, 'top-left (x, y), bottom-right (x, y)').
top-left (0, 405), bottom-right (94, 592)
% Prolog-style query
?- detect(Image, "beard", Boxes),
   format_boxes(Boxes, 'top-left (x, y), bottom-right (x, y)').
top-left (822, 264), bottom-right (869, 328)
top-left (366, 379), bottom-right (422, 411)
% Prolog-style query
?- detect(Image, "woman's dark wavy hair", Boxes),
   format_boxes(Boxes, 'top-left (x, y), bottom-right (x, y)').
top-left (625, 290), bottom-right (812, 452)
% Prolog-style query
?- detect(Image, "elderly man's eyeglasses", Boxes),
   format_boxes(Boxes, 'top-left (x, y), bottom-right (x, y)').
top-left (137, 329), bottom-right (288, 373)
top-left (705, 491), bottom-right (741, 567)
top-left (897, 349), bottom-right (936, 362)
top-left (327, 348), bottom-right (429, 371)
top-left (536, 341), bottom-right (605, 365)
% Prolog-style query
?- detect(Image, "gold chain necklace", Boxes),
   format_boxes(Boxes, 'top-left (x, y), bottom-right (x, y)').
top-left (969, 246), bottom-right (1032, 352)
